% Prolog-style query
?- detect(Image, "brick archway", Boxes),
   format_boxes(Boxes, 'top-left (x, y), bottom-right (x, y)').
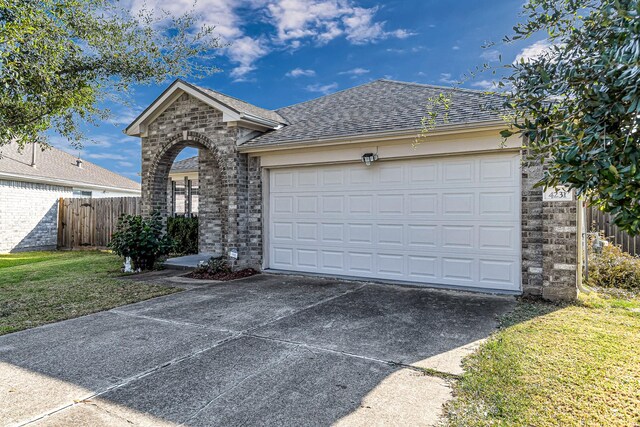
top-left (144, 131), bottom-right (229, 255)
top-left (139, 92), bottom-right (263, 268)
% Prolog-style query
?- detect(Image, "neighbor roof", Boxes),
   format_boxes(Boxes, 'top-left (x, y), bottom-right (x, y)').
top-left (170, 156), bottom-right (198, 173)
top-left (0, 141), bottom-right (141, 192)
top-left (243, 79), bottom-right (506, 147)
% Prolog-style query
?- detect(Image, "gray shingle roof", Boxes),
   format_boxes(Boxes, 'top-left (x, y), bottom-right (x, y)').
top-left (0, 141), bottom-right (141, 191)
top-left (170, 156), bottom-right (198, 172)
top-left (243, 79), bottom-right (506, 147)
top-left (192, 84), bottom-right (287, 125)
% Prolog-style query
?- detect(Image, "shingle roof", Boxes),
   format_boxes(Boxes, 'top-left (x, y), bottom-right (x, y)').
top-left (193, 84), bottom-right (287, 125)
top-left (170, 156), bottom-right (198, 172)
top-left (0, 141), bottom-right (141, 191)
top-left (243, 79), bottom-right (506, 147)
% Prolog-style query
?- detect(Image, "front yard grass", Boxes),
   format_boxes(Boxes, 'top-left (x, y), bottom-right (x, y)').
top-left (0, 251), bottom-right (179, 335)
top-left (445, 293), bottom-right (640, 426)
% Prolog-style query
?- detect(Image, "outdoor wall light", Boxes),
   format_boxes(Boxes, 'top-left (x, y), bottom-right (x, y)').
top-left (361, 153), bottom-right (379, 166)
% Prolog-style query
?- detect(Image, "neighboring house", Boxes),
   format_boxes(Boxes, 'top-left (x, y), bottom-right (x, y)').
top-left (126, 79), bottom-right (578, 301)
top-left (0, 141), bottom-right (141, 253)
top-left (169, 156), bottom-right (199, 216)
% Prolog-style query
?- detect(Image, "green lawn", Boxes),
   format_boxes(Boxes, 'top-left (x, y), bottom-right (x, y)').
top-left (0, 251), bottom-right (180, 335)
top-left (445, 293), bottom-right (640, 426)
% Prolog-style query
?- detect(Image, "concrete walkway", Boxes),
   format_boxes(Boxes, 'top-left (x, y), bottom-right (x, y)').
top-left (0, 274), bottom-right (516, 426)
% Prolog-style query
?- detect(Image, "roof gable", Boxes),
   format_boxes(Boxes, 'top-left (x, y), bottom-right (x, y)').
top-left (125, 79), bottom-right (286, 137)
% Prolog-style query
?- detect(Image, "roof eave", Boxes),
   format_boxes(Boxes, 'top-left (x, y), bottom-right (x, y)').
top-left (237, 119), bottom-right (506, 153)
top-left (0, 172), bottom-right (141, 193)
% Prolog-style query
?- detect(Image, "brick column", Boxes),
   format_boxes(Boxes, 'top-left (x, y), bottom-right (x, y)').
top-left (521, 152), bottom-right (578, 301)
top-left (198, 148), bottom-right (224, 255)
top-left (542, 197), bottom-right (578, 300)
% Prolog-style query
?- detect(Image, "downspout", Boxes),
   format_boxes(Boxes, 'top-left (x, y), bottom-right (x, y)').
top-left (576, 197), bottom-right (591, 294)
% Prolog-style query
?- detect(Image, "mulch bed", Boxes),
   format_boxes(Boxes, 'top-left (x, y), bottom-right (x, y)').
top-left (185, 268), bottom-right (259, 281)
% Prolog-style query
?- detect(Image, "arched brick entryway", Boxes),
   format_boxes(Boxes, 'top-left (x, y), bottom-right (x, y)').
top-left (144, 130), bottom-right (241, 257)
top-left (139, 93), bottom-right (263, 268)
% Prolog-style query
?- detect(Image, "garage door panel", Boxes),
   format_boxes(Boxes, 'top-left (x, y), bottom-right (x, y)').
top-left (269, 153), bottom-right (521, 292)
top-left (442, 226), bottom-right (474, 249)
top-left (408, 194), bottom-right (438, 215)
top-left (479, 226), bottom-right (517, 251)
top-left (377, 253), bottom-right (405, 276)
top-left (443, 161), bottom-right (475, 183)
top-left (320, 195), bottom-right (344, 214)
top-left (321, 250), bottom-right (344, 271)
top-left (320, 223), bottom-right (344, 243)
top-left (348, 252), bottom-right (374, 273)
top-left (377, 194), bottom-right (404, 215)
top-left (379, 165), bottom-right (404, 184)
top-left (272, 247), bottom-right (294, 268)
top-left (347, 224), bottom-right (373, 244)
top-left (378, 224), bottom-right (404, 246)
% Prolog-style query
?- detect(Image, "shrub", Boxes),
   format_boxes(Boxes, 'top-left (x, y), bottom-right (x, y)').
top-left (108, 212), bottom-right (173, 271)
top-left (193, 256), bottom-right (231, 275)
top-left (587, 237), bottom-right (640, 290)
top-left (167, 216), bottom-right (198, 255)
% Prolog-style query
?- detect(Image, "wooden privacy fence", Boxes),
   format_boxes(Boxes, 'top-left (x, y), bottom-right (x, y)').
top-left (57, 197), bottom-right (141, 249)
top-left (587, 206), bottom-right (640, 256)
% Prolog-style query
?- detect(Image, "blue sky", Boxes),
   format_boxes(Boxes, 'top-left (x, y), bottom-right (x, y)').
top-left (52, 0), bottom-right (548, 182)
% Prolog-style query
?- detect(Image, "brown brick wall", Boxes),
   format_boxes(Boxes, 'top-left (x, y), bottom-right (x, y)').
top-left (140, 93), bottom-right (262, 268)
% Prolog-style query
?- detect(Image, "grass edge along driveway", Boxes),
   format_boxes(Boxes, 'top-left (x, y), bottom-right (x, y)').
top-left (0, 251), bottom-right (179, 336)
top-left (444, 293), bottom-right (640, 427)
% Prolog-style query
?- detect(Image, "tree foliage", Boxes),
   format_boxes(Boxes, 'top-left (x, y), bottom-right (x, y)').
top-left (501, 0), bottom-right (640, 234)
top-left (0, 0), bottom-right (221, 148)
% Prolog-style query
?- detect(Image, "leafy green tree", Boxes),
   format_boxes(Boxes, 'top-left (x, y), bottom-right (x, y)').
top-left (0, 0), bottom-right (221, 148)
top-left (500, 0), bottom-right (640, 234)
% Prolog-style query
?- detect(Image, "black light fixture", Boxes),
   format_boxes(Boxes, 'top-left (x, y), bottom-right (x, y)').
top-left (361, 152), bottom-right (379, 166)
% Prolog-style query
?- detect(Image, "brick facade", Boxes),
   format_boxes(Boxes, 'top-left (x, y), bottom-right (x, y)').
top-left (0, 180), bottom-right (71, 253)
top-left (141, 93), bottom-right (578, 300)
top-left (141, 93), bottom-right (262, 268)
top-left (521, 157), bottom-right (578, 301)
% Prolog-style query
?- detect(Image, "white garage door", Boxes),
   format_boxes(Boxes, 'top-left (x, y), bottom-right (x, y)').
top-left (267, 152), bottom-right (521, 292)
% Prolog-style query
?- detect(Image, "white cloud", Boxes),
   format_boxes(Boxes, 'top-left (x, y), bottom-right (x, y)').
top-left (266, 0), bottom-right (413, 46)
top-left (338, 67), bottom-right (369, 76)
top-left (126, 0), bottom-right (267, 79)
top-left (126, 0), bottom-right (242, 40)
top-left (105, 108), bottom-right (140, 126)
top-left (117, 161), bottom-right (136, 168)
top-left (286, 68), bottom-right (316, 77)
top-left (125, 0), bottom-right (414, 79)
top-left (439, 73), bottom-right (458, 85)
top-left (228, 36), bottom-right (269, 78)
top-left (515, 39), bottom-right (553, 63)
top-left (386, 45), bottom-right (424, 54)
top-left (471, 80), bottom-right (499, 90)
top-left (84, 153), bottom-right (128, 160)
top-left (480, 49), bottom-right (500, 62)
top-left (452, 45), bottom-right (460, 50)
top-left (306, 82), bottom-right (338, 94)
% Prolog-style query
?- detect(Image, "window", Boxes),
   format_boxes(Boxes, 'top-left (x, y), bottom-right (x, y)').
top-left (72, 190), bottom-right (92, 198)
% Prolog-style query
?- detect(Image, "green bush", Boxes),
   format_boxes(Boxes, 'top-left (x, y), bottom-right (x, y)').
top-left (587, 239), bottom-right (640, 290)
top-left (108, 212), bottom-right (173, 271)
top-left (193, 256), bottom-right (231, 275)
top-left (167, 216), bottom-right (198, 255)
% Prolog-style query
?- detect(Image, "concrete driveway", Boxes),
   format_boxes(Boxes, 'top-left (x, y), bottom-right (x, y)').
top-left (0, 274), bottom-right (515, 427)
